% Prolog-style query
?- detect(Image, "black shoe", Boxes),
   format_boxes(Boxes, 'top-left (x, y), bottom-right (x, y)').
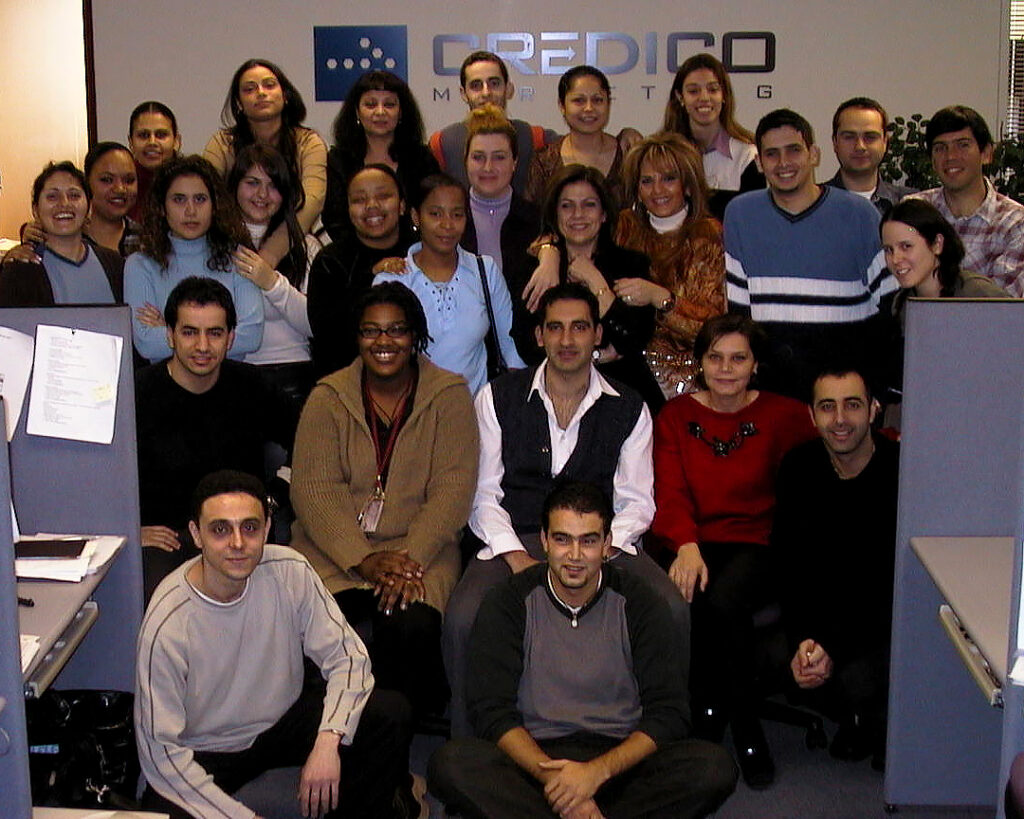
top-left (732, 717), bottom-right (775, 789)
top-left (829, 714), bottom-right (872, 762)
top-left (693, 703), bottom-right (729, 743)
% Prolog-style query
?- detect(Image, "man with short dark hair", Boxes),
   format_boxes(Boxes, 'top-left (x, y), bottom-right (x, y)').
top-left (826, 97), bottom-right (914, 215)
top-left (428, 51), bottom-right (557, 191)
top-left (909, 104), bottom-right (1024, 295)
top-left (442, 282), bottom-right (687, 737)
top-left (135, 276), bottom-right (297, 598)
top-left (774, 367), bottom-right (898, 766)
top-left (429, 482), bottom-right (737, 819)
top-left (724, 108), bottom-right (895, 400)
top-left (136, 470), bottom-right (416, 819)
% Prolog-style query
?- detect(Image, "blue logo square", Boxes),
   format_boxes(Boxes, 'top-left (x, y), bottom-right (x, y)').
top-left (314, 25), bottom-right (409, 102)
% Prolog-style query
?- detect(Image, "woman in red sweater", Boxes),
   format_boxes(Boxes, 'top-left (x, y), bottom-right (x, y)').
top-left (652, 313), bottom-right (815, 789)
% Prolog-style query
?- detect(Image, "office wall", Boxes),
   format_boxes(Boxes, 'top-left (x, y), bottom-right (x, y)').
top-left (92, 0), bottom-right (1008, 182)
top-left (0, 0), bottom-right (88, 241)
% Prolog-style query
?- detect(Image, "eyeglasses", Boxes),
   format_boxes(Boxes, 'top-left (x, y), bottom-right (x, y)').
top-left (358, 323), bottom-right (411, 339)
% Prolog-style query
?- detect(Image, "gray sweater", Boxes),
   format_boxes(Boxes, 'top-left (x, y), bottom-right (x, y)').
top-left (135, 544), bottom-right (373, 819)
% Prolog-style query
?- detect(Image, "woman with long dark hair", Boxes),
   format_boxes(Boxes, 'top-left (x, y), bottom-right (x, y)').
top-left (227, 144), bottom-right (314, 405)
top-left (204, 58), bottom-right (326, 268)
top-left (125, 155), bottom-right (263, 362)
top-left (662, 53), bottom-right (764, 219)
top-left (537, 163), bottom-right (662, 408)
top-left (322, 70), bottom-right (438, 242)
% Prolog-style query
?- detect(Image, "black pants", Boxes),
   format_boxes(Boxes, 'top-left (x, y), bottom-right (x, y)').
top-left (690, 542), bottom-right (777, 720)
top-left (336, 588), bottom-right (449, 718)
top-left (428, 732), bottom-right (737, 819)
top-left (143, 683), bottom-right (411, 819)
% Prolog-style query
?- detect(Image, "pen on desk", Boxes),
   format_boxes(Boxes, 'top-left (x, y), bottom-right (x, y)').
top-left (18, 596), bottom-right (34, 607)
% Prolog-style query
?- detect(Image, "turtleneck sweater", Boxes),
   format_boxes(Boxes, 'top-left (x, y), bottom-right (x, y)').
top-left (124, 233), bottom-right (264, 363)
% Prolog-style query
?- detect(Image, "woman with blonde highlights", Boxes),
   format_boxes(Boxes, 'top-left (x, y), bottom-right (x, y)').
top-left (616, 132), bottom-right (725, 398)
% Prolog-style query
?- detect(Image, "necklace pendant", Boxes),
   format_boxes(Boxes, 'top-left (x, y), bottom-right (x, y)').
top-left (571, 615), bottom-right (578, 628)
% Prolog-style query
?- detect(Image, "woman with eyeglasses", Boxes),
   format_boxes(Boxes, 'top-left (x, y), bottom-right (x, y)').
top-left (291, 281), bottom-right (478, 723)
top-left (651, 313), bottom-right (815, 790)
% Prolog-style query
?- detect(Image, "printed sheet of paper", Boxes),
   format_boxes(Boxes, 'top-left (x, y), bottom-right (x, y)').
top-left (26, 325), bottom-right (122, 445)
top-left (0, 326), bottom-right (34, 441)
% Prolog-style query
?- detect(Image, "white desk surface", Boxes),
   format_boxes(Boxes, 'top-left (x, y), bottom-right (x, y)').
top-left (911, 535), bottom-right (1015, 682)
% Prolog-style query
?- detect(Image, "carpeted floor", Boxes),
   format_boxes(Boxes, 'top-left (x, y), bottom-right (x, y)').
top-left (413, 715), bottom-right (997, 819)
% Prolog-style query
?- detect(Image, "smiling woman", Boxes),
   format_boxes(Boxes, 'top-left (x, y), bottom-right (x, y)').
top-left (322, 70), bottom-right (438, 243)
top-left (291, 280), bottom-right (478, 720)
top-left (526, 65), bottom-right (626, 208)
top-left (204, 59), bottom-right (327, 270)
top-left (374, 173), bottom-right (525, 393)
top-left (0, 161), bottom-right (124, 306)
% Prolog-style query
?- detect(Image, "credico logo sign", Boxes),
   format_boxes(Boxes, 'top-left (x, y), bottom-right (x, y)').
top-left (433, 30), bottom-right (775, 76)
top-left (314, 25), bottom-right (409, 101)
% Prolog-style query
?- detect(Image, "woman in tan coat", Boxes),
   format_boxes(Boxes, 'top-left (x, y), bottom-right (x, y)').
top-left (291, 281), bottom-right (478, 719)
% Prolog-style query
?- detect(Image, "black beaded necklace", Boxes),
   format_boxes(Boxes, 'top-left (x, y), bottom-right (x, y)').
top-left (687, 421), bottom-right (759, 457)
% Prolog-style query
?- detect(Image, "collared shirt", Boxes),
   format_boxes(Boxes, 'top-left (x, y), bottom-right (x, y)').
top-left (909, 181), bottom-right (1024, 296)
top-left (374, 243), bottom-right (525, 394)
top-left (703, 135), bottom-right (757, 193)
top-left (470, 361), bottom-right (654, 558)
top-left (826, 170), bottom-right (915, 217)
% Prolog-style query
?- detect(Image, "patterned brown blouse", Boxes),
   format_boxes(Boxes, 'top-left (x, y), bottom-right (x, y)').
top-left (524, 135), bottom-right (625, 210)
top-left (614, 209), bottom-right (726, 396)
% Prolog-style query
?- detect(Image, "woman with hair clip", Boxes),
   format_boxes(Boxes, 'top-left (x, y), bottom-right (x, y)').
top-left (537, 163), bottom-right (663, 408)
top-left (662, 52), bottom-right (764, 220)
top-left (128, 101), bottom-right (181, 223)
top-left (460, 103), bottom-right (541, 362)
top-left (525, 64), bottom-right (627, 208)
top-left (374, 173), bottom-right (524, 394)
top-left (124, 154), bottom-right (264, 362)
top-left (307, 163), bottom-right (417, 377)
top-left (322, 70), bottom-right (439, 242)
top-left (227, 143), bottom-right (315, 407)
top-left (204, 58), bottom-right (327, 268)
top-left (652, 313), bottom-right (815, 789)
top-left (0, 161), bottom-right (123, 306)
top-left (615, 132), bottom-right (726, 398)
top-left (291, 281), bottom-right (478, 724)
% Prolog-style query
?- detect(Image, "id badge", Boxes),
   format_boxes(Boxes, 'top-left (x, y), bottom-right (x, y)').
top-left (358, 487), bottom-right (385, 533)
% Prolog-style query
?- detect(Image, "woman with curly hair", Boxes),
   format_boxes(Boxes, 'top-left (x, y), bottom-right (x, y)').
top-left (322, 70), bottom-right (438, 242)
top-left (204, 58), bottom-right (327, 267)
top-left (662, 52), bottom-right (764, 220)
top-left (615, 132), bottom-right (726, 398)
top-left (124, 154), bottom-right (264, 362)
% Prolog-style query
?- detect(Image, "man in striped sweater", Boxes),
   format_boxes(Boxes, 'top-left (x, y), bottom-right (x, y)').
top-left (724, 108), bottom-right (896, 401)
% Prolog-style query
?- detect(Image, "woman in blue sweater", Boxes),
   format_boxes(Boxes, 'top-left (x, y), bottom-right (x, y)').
top-left (124, 155), bottom-right (264, 363)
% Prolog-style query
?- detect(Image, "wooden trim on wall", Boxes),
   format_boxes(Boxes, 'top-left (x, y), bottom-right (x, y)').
top-left (82, 0), bottom-right (97, 146)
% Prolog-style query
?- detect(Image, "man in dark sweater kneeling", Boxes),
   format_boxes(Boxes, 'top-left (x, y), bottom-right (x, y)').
top-left (428, 482), bottom-right (737, 819)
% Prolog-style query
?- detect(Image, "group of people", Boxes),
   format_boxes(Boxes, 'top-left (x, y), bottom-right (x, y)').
top-left (2, 45), bottom-right (1021, 819)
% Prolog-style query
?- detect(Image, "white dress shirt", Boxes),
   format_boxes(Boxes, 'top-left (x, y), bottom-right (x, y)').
top-left (469, 361), bottom-right (654, 558)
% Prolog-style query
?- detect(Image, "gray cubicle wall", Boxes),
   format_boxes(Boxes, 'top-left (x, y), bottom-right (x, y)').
top-left (0, 412), bottom-right (31, 818)
top-left (886, 299), bottom-right (1024, 809)
top-left (0, 305), bottom-right (142, 692)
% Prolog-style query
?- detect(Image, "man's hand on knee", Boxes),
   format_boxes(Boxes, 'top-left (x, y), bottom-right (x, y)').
top-left (299, 731), bottom-right (342, 817)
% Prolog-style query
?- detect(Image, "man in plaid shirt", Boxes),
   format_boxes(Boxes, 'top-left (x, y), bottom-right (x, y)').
top-left (909, 105), bottom-right (1024, 296)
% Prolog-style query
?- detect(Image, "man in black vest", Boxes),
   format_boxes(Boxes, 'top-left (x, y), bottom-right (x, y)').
top-left (442, 282), bottom-right (687, 737)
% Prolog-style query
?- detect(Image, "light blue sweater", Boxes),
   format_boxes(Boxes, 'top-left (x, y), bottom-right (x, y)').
top-left (124, 234), bottom-right (264, 363)
top-left (375, 244), bottom-right (525, 394)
